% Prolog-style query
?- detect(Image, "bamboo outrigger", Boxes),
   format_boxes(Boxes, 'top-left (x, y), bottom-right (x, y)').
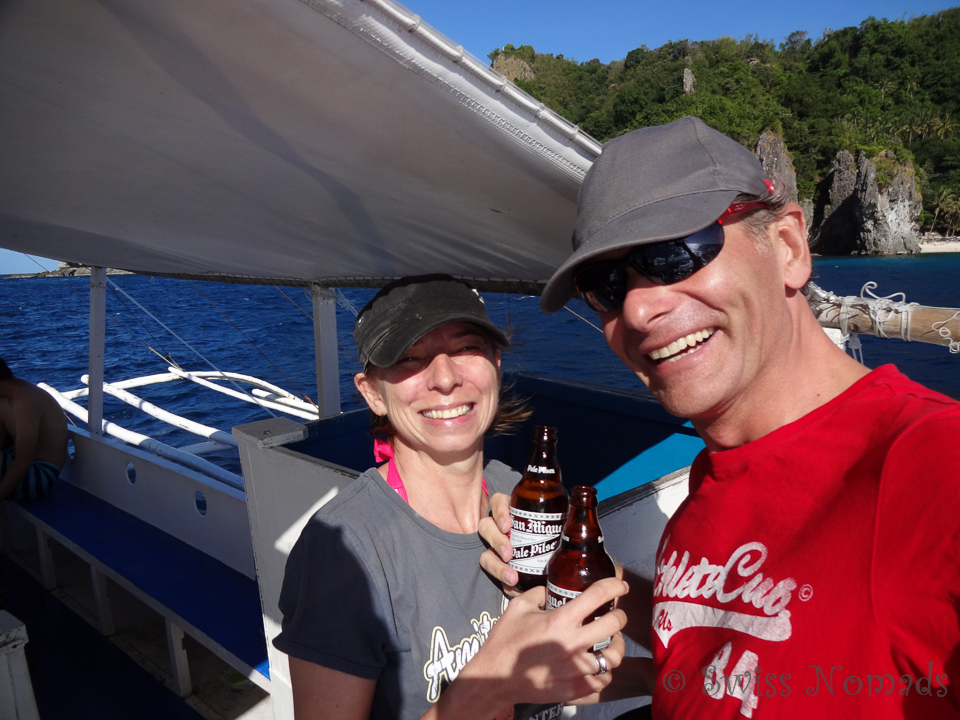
top-left (806, 281), bottom-right (960, 353)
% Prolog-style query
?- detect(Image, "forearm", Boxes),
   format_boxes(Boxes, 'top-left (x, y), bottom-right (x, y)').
top-left (422, 668), bottom-right (509, 720)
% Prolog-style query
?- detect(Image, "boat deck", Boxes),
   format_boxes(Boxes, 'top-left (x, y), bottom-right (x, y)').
top-left (1, 526), bottom-right (271, 719)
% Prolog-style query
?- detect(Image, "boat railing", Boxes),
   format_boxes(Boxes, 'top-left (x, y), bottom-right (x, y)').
top-left (40, 369), bottom-right (321, 490)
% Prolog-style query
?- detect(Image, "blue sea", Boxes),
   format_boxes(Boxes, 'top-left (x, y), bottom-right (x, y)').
top-left (3, 254), bottom-right (960, 471)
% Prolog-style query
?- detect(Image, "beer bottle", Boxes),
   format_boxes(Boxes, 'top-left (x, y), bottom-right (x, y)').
top-left (545, 485), bottom-right (616, 651)
top-left (508, 426), bottom-right (568, 591)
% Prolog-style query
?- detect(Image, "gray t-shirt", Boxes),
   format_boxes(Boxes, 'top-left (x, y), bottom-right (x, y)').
top-left (274, 460), bottom-right (563, 720)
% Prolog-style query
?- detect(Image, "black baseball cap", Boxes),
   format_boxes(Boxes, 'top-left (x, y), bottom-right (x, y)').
top-left (354, 275), bottom-right (509, 368)
top-left (541, 116), bottom-right (770, 312)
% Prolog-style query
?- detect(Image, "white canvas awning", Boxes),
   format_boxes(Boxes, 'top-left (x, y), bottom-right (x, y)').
top-left (0, 0), bottom-right (599, 291)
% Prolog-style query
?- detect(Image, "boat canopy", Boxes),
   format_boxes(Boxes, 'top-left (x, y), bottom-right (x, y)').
top-left (0, 0), bottom-right (600, 292)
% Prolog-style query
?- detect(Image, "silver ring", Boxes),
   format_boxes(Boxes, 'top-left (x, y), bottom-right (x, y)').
top-left (593, 649), bottom-right (608, 676)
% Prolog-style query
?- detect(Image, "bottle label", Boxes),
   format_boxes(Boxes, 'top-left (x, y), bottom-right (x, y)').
top-left (545, 582), bottom-right (612, 652)
top-left (508, 508), bottom-right (563, 576)
top-left (526, 464), bottom-right (556, 474)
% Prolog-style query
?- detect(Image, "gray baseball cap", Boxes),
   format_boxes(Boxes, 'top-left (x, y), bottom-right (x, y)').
top-left (354, 274), bottom-right (508, 368)
top-left (541, 116), bottom-right (770, 313)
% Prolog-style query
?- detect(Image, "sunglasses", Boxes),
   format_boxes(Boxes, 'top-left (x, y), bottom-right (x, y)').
top-left (574, 202), bottom-right (769, 313)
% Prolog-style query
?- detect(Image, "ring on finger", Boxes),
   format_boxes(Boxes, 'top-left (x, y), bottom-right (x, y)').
top-left (593, 649), bottom-right (608, 676)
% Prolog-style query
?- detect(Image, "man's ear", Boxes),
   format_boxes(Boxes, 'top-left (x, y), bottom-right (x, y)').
top-left (775, 203), bottom-right (811, 290)
top-left (354, 372), bottom-right (388, 416)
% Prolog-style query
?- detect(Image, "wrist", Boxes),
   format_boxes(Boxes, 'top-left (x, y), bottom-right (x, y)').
top-left (434, 645), bottom-right (522, 720)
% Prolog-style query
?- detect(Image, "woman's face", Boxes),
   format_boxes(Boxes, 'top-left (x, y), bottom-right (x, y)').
top-left (355, 321), bottom-right (501, 458)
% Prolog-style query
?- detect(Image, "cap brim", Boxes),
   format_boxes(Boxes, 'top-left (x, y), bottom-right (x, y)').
top-left (540, 190), bottom-right (738, 313)
top-left (366, 313), bottom-right (509, 367)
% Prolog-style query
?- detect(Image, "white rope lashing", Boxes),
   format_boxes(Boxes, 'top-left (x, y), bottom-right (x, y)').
top-left (933, 311), bottom-right (960, 354)
top-left (859, 281), bottom-right (920, 342)
top-left (838, 293), bottom-right (864, 364)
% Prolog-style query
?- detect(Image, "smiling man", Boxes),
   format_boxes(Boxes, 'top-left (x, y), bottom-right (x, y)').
top-left (483, 116), bottom-right (960, 718)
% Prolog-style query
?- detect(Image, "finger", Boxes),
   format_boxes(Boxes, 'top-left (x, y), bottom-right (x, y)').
top-left (480, 547), bottom-right (520, 591)
top-left (510, 586), bottom-right (547, 611)
top-left (478, 515), bottom-right (513, 562)
top-left (576, 609), bottom-right (628, 652)
top-left (556, 577), bottom-right (629, 624)
top-left (571, 643), bottom-right (619, 693)
top-left (488, 492), bottom-right (512, 534)
top-left (604, 631), bottom-right (626, 665)
top-left (561, 608), bottom-right (626, 661)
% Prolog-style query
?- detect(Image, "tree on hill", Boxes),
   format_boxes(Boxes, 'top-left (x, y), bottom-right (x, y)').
top-left (489, 7), bottom-right (960, 234)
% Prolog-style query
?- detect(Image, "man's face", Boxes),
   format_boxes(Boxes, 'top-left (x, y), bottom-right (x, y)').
top-left (597, 217), bottom-right (797, 426)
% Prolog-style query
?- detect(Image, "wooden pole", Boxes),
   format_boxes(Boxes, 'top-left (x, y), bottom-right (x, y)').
top-left (806, 282), bottom-right (960, 351)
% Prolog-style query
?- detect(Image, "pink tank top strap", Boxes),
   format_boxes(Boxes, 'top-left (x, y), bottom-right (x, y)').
top-left (373, 437), bottom-right (488, 503)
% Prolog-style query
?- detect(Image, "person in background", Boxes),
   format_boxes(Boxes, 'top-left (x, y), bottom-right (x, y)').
top-left (0, 356), bottom-right (68, 503)
top-left (274, 275), bottom-right (628, 720)
top-left (481, 117), bottom-right (960, 718)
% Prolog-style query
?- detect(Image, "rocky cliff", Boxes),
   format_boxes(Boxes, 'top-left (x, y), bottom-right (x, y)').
top-left (751, 131), bottom-right (921, 254)
top-left (810, 149), bottom-right (921, 255)
top-left (753, 129), bottom-right (814, 228)
top-left (754, 129), bottom-right (798, 203)
top-left (853, 151), bottom-right (922, 254)
top-left (492, 54), bottom-right (535, 83)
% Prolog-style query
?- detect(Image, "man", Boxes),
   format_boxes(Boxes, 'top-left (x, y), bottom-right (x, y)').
top-left (0, 357), bottom-right (68, 502)
top-left (481, 116), bottom-right (960, 717)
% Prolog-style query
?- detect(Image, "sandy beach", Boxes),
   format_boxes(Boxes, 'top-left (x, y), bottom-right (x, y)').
top-left (920, 239), bottom-right (960, 253)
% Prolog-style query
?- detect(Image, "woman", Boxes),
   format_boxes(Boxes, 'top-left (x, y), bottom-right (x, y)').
top-left (274, 275), bottom-right (628, 720)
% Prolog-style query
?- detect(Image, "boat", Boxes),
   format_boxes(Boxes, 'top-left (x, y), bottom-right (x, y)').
top-left (2, 2), bottom-right (959, 719)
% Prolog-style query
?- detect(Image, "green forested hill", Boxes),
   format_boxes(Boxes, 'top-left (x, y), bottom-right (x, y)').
top-left (489, 8), bottom-right (960, 233)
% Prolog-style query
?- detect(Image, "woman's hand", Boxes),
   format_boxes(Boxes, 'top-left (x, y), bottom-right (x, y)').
top-left (431, 577), bottom-right (630, 718)
top-left (479, 492), bottom-right (522, 595)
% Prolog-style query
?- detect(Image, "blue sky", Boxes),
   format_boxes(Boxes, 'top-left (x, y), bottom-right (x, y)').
top-left (404, 0), bottom-right (953, 64)
top-left (2, 0), bottom-right (954, 274)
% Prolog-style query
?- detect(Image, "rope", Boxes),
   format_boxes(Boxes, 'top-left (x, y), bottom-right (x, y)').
top-left (188, 281), bottom-right (318, 410)
top-left (562, 304), bottom-right (604, 334)
top-left (837, 294), bottom-right (864, 364)
top-left (19, 256), bottom-right (182, 369)
top-left (274, 287), bottom-right (362, 366)
top-left (933, 311), bottom-right (960, 354)
top-left (107, 283), bottom-right (181, 369)
top-left (859, 282), bottom-right (920, 342)
top-left (135, 271), bottom-right (547, 295)
top-left (333, 287), bottom-right (360, 317)
top-left (106, 279), bottom-right (277, 418)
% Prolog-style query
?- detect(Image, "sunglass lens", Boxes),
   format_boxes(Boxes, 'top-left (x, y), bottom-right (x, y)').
top-left (575, 262), bottom-right (625, 312)
top-left (632, 240), bottom-right (697, 284)
top-left (686, 242), bottom-right (723, 266)
top-left (572, 224), bottom-right (726, 310)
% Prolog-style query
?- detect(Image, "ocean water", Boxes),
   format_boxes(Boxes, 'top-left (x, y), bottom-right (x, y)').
top-left (2, 254), bottom-right (960, 470)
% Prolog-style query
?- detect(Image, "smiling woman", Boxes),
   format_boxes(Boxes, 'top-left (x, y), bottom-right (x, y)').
top-left (272, 275), bottom-right (629, 720)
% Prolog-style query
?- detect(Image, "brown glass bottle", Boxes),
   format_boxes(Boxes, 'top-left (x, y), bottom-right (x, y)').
top-left (508, 426), bottom-right (568, 592)
top-left (545, 485), bottom-right (616, 650)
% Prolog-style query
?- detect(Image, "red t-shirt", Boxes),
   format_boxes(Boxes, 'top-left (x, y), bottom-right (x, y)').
top-left (651, 366), bottom-right (960, 719)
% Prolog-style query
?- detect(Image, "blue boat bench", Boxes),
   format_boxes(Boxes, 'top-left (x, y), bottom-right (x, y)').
top-left (2, 478), bottom-right (269, 697)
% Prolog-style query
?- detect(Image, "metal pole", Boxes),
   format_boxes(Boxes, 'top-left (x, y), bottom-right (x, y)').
top-left (88, 267), bottom-right (106, 436)
top-left (311, 286), bottom-right (341, 417)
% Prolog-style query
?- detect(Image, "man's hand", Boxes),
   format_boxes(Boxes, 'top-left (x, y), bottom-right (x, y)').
top-left (479, 492), bottom-right (521, 594)
top-left (433, 577), bottom-right (630, 717)
top-left (481, 492), bottom-right (656, 652)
